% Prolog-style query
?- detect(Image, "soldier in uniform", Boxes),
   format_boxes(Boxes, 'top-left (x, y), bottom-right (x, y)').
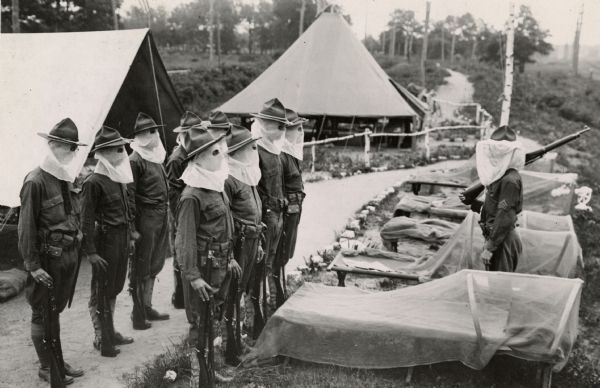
top-left (249, 98), bottom-right (290, 335)
top-left (167, 111), bottom-right (205, 309)
top-left (174, 126), bottom-right (239, 385)
top-left (274, 108), bottom-right (308, 305)
top-left (19, 118), bottom-right (85, 384)
top-left (128, 112), bottom-right (170, 329)
top-left (81, 126), bottom-right (135, 356)
top-left (476, 125), bottom-right (524, 272)
top-left (223, 125), bottom-right (263, 365)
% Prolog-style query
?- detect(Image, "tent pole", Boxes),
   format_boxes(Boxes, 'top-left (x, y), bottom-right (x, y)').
top-left (316, 114), bottom-right (327, 140)
top-left (148, 37), bottom-right (166, 142)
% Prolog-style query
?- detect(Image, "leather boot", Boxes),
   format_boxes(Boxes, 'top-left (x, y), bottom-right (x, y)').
top-left (109, 298), bottom-right (134, 344)
top-left (144, 277), bottom-right (170, 321)
top-left (64, 362), bottom-right (84, 378)
top-left (131, 280), bottom-right (152, 330)
top-left (172, 266), bottom-right (185, 309)
top-left (38, 367), bottom-right (74, 385)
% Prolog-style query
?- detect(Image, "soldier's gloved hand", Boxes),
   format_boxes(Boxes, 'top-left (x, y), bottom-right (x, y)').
top-left (86, 253), bottom-right (109, 272)
top-left (480, 249), bottom-right (493, 269)
top-left (30, 268), bottom-right (53, 288)
top-left (131, 230), bottom-right (141, 241)
top-left (191, 278), bottom-right (216, 302)
top-left (228, 260), bottom-right (242, 279)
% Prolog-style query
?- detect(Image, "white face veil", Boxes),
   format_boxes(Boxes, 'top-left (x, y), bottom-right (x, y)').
top-left (251, 119), bottom-right (285, 154)
top-left (282, 123), bottom-right (305, 160)
top-left (181, 140), bottom-right (229, 192)
top-left (228, 141), bottom-right (261, 186)
top-left (476, 139), bottom-right (526, 186)
top-left (39, 141), bottom-right (80, 182)
top-left (94, 147), bottom-right (133, 184)
top-left (130, 130), bottom-right (166, 163)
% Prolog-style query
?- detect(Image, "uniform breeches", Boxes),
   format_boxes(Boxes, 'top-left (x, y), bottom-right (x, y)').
top-left (262, 210), bottom-right (283, 272)
top-left (94, 226), bottom-right (129, 298)
top-left (27, 248), bottom-right (78, 325)
top-left (134, 207), bottom-right (169, 278)
top-left (276, 211), bottom-right (301, 267)
top-left (490, 229), bottom-right (522, 272)
top-left (233, 236), bottom-right (260, 293)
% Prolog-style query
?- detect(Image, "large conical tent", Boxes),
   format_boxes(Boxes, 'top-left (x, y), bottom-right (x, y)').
top-left (0, 29), bottom-right (183, 207)
top-left (217, 10), bottom-right (417, 119)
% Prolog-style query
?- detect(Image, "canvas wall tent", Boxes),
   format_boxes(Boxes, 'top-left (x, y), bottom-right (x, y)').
top-left (0, 28), bottom-right (183, 208)
top-left (246, 271), bottom-right (582, 374)
top-left (216, 10), bottom-right (419, 142)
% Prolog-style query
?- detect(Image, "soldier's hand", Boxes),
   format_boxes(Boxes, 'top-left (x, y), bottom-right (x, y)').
top-left (228, 260), bottom-right (242, 279)
top-left (30, 268), bottom-right (53, 288)
top-left (481, 249), bottom-right (493, 268)
top-left (191, 278), bottom-right (216, 302)
top-left (256, 246), bottom-right (264, 263)
top-left (458, 193), bottom-right (466, 202)
top-left (131, 230), bottom-right (141, 241)
top-left (87, 253), bottom-right (109, 272)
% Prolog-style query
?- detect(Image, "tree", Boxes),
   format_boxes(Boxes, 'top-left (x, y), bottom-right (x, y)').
top-left (1, 0), bottom-right (123, 33)
top-left (362, 35), bottom-right (381, 54)
top-left (239, 0), bottom-right (275, 54)
top-left (271, 0), bottom-right (317, 51)
top-left (479, 5), bottom-right (552, 73)
top-left (387, 10), bottom-right (420, 60)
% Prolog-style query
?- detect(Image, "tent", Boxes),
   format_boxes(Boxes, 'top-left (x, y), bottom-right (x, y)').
top-left (247, 271), bottom-right (582, 373)
top-left (330, 211), bottom-right (582, 282)
top-left (0, 29), bottom-right (183, 207)
top-left (216, 11), bottom-right (417, 120)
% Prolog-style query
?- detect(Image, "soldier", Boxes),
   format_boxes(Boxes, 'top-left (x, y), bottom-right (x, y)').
top-left (274, 108), bottom-right (308, 305)
top-left (249, 98), bottom-right (290, 336)
top-left (223, 125), bottom-right (263, 365)
top-left (128, 112), bottom-right (170, 329)
top-left (167, 111), bottom-right (205, 309)
top-left (81, 126), bottom-right (135, 357)
top-left (476, 125), bottom-right (524, 272)
top-left (174, 126), bottom-right (239, 385)
top-left (19, 118), bottom-right (85, 384)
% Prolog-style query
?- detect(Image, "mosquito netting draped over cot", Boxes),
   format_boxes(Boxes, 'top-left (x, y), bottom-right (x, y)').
top-left (246, 270), bottom-right (582, 372)
top-left (331, 211), bottom-right (582, 281)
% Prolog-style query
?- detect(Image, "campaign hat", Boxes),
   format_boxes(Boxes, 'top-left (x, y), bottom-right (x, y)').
top-left (133, 112), bottom-right (165, 135)
top-left (91, 125), bottom-right (132, 152)
top-left (250, 98), bottom-right (290, 126)
top-left (227, 125), bottom-right (260, 154)
top-left (37, 118), bottom-right (87, 146)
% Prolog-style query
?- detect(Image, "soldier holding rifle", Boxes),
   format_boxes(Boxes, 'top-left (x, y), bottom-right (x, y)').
top-left (174, 126), bottom-right (239, 385)
top-left (81, 126), bottom-right (135, 357)
top-left (18, 118), bottom-right (85, 385)
top-left (223, 125), bottom-right (264, 365)
top-left (475, 125), bottom-right (524, 271)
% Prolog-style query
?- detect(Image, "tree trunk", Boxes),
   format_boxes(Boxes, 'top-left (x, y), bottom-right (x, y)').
top-left (299, 0), bottom-right (306, 37)
top-left (441, 26), bottom-right (445, 61)
top-left (381, 30), bottom-right (386, 55)
top-left (420, 1), bottom-right (431, 87)
top-left (216, 8), bottom-right (222, 65)
top-left (471, 38), bottom-right (477, 60)
top-left (208, 0), bottom-right (215, 63)
top-left (450, 33), bottom-right (456, 63)
top-left (390, 27), bottom-right (396, 57)
top-left (500, 2), bottom-right (515, 126)
top-left (408, 34), bottom-right (413, 61)
top-left (111, 0), bottom-right (118, 30)
top-left (403, 31), bottom-right (409, 59)
top-left (11, 0), bottom-right (20, 32)
top-left (572, 2), bottom-right (584, 76)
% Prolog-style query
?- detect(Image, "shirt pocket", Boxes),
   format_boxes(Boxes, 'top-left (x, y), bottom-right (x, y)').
top-left (101, 191), bottom-right (122, 208)
top-left (203, 203), bottom-right (226, 222)
top-left (40, 194), bottom-right (67, 224)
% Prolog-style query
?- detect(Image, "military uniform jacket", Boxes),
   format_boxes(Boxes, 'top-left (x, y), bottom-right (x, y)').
top-left (128, 151), bottom-right (169, 214)
top-left (280, 152), bottom-right (304, 194)
top-left (480, 169), bottom-right (523, 251)
top-left (175, 187), bottom-right (234, 281)
top-left (80, 173), bottom-right (130, 255)
top-left (224, 175), bottom-right (262, 225)
top-left (166, 145), bottom-right (188, 216)
top-left (257, 146), bottom-right (284, 210)
top-left (18, 168), bottom-right (81, 272)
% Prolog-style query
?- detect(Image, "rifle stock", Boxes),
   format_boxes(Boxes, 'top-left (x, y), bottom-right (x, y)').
top-left (197, 243), bottom-right (215, 388)
top-left (460, 127), bottom-right (591, 205)
top-left (43, 281), bottom-right (66, 387)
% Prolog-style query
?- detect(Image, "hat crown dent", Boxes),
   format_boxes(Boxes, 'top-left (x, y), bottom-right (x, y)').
top-left (182, 126), bottom-right (222, 158)
top-left (253, 98), bottom-right (288, 123)
top-left (490, 125), bottom-right (517, 142)
top-left (208, 110), bottom-right (230, 126)
top-left (133, 112), bottom-right (162, 134)
top-left (50, 117), bottom-right (80, 142)
top-left (180, 111), bottom-right (203, 127)
top-left (92, 125), bottom-right (130, 152)
top-left (226, 125), bottom-right (256, 150)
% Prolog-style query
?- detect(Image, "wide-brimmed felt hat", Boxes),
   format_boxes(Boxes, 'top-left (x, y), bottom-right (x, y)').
top-left (173, 111), bottom-right (203, 133)
top-left (133, 112), bottom-right (165, 135)
top-left (92, 125), bottom-right (132, 152)
top-left (37, 118), bottom-right (87, 146)
top-left (227, 125), bottom-right (260, 154)
top-left (184, 126), bottom-right (231, 161)
top-left (207, 111), bottom-right (232, 130)
top-left (250, 98), bottom-right (290, 126)
top-left (285, 108), bottom-right (309, 126)
top-left (490, 125), bottom-right (517, 142)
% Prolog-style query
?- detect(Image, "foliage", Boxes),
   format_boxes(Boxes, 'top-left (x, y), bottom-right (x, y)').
top-left (1, 0), bottom-right (122, 33)
top-left (479, 5), bottom-right (553, 73)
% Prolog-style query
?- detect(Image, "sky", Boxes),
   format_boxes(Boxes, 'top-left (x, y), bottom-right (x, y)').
top-left (120, 0), bottom-right (600, 47)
